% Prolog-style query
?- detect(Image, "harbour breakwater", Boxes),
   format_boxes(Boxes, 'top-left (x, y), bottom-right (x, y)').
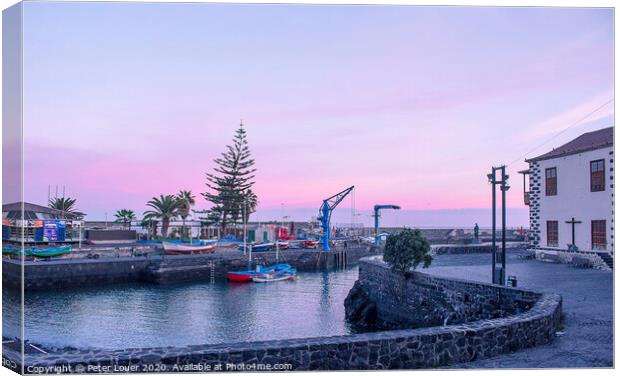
top-left (3, 257), bottom-right (562, 372)
top-left (1, 243), bottom-right (527, 290)
top-left (345, 256), bottom-right (543, 329)
top-left (2, 246), bottom-right (375, 290)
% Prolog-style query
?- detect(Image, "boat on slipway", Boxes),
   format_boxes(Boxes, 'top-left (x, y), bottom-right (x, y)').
top-left (162, 240), bottom-right (217, 255)
top-left (302, 240), bottom-right (319, 249)
top-left (28, 245), bottom-right (73, 257)
top-left (3, 245), bottom-right (73, 257)
top-left (238, 242), bottom-right (273, 252)
top-left (2, 245), bottom-right (19, 255)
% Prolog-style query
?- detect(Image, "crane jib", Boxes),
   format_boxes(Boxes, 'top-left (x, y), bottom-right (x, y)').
top-left (318, 186), bottom-right (355, 251)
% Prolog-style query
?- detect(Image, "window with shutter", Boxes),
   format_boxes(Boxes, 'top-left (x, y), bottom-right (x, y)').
top-left (590, 159), bottom-right (605, 192)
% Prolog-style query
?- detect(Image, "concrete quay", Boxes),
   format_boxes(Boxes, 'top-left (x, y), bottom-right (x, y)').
top-left (2, 245), bottom-right (377, 290)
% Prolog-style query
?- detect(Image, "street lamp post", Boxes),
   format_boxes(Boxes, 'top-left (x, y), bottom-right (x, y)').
top-left (488, 165), bottom-right (510, 285)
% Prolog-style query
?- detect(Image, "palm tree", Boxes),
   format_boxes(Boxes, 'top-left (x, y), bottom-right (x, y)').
top-left (114, 209), bottom-right (136, 230)
top-left (176, 190), bottom-right (196, 239)
top-left (143, 195), bottom-right (181, 238)
top-left (48, 197), bottom-right (78, 219)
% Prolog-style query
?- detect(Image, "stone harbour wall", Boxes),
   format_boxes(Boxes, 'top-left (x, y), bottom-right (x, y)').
top-left (2, 246), bottom-right (376, 290)
top-left (346, 257), bottom-right (540, 329)
top-left (3, 257), bottom-right (562, 372)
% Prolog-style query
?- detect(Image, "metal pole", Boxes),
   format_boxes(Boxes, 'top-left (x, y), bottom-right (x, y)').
top-left (243, 199), bottom-right (247, 256)
top-left (374, 207), bottom-right (380, 246)
top-left (501, 165), bottom-right (507, 285)
top-left (491, 167), bottom-right (496, 284)
top-left (248, 244), bottom-right (253, 271)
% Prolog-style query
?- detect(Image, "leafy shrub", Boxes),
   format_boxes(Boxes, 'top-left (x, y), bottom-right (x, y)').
top-left (383, 228), bottom-right (432, 273)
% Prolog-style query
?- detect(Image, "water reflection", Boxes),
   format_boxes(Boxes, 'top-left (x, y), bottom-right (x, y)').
top-left (4, 267), bottom-right (359, 349)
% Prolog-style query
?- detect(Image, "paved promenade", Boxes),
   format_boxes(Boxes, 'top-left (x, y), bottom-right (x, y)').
top-left (426, 250), bottom-right (613, 368)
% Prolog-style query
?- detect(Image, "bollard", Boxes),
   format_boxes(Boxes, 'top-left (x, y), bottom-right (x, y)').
top-left (507, 275), bottom-right (517, 287)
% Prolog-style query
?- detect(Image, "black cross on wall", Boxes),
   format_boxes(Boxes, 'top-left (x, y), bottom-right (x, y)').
top-left (565, 217), bottom-right (582, 246)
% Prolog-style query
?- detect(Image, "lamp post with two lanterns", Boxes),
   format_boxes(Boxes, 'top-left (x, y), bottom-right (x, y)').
top-left (487, 165), bottom-right (510, 285)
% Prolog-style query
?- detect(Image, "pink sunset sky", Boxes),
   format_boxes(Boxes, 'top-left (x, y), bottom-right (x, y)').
top-left (18, 3), bottom-right (613, 226)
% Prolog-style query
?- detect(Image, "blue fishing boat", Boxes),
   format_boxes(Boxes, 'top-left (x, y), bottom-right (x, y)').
top-left (237, 242), bottom-right (273, 252)
top-left (252, 264), bottom-right (297, 283)
top-left (227, 264), bottom-right (296, 283)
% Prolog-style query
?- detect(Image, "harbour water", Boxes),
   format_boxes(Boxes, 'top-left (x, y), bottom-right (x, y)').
top-left (3, 268), bottom-right (359, 350)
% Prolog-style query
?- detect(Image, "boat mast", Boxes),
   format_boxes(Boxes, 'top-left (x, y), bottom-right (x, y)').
top-left (243, 198), bottom-right (247, 256)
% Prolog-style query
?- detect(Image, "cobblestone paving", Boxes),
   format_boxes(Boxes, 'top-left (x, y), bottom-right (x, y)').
top-left (426, 251), bottom-right (613, 368)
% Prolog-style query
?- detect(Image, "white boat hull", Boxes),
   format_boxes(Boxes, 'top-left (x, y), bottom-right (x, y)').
top-left (252, 274), bottom-right (297, 283)
top-left (163, 242), bottom-right (216, 254)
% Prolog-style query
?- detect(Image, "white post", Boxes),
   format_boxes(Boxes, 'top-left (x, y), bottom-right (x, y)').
top-left (243, 198), bottom-right (247, 256)
top-left (249, 244), bottom-right (253, 271)
top-left (78, 221), bottom-right (82, 249)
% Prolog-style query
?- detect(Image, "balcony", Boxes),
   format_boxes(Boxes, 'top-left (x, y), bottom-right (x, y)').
top-left (524, 191), bottom-right (530, 206)
top-left (519, 169), bottom-right (530, 206)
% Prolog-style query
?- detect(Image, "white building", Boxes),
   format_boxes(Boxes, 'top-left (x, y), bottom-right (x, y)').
top-left (523, 127), bottom-right (613, 258)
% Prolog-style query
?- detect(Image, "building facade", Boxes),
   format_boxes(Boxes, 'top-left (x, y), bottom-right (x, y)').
top-left (2, 202), bottom-right (84, 243)
top-left (524, 127), bottom-right (613, 254)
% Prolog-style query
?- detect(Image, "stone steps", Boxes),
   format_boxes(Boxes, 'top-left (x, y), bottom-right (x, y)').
top-left (596, 252), bottom-right (614, 270)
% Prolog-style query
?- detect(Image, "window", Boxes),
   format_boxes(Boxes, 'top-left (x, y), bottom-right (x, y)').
top-left (545, 167), bottom-right (557, 196)
top-left (590, 159), bottom-right (605, 192)
top-left (592, 220), bottom-right (607, 250)
top-left (546, 221), bottom-right (559, 247)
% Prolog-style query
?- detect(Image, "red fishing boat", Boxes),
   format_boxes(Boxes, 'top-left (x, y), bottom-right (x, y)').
top-left (302, 240), bottom-right (319, 249)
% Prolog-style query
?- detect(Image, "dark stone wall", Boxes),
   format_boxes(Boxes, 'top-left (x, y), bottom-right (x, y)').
top-left (3, 257), bottom-right (562, 372)
top-left (84, 230), bottom-right (137, 241)
top-left (346, 257), bottom-right (538, 329)
top-left (2, 257), bottom-right (151, 290)
top-left (2, 246), bottom-right (377, 290)
top-left (432, 243), bottom-right (525, 255)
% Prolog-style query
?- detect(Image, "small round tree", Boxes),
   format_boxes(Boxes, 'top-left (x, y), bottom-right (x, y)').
top-left (383, 228), bottom-right (432, 273)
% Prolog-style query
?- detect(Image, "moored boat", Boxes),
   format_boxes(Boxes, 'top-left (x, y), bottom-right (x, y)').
top-left (163, 241), bottom-right (217, 255)
top-left (276, 241), bottom-right (289, 250)
top-left (252, 272), bottom-right (297, 283)
top-left (227, 263), bottom-right (296, 283)
top-left (227, 270), bottom-right (262, 282)
top-left (252, 264), bottom-right (297, 283)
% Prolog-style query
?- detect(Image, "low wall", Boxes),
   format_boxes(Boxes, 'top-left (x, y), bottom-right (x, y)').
top-left (431, 242), bottom-right (525, 255)
top-left (3, 257), bottom-right (562, 372)
top-left (2, 246), bottom-right (376, 290)
top-left (85, 230), bottom-right (137, 242)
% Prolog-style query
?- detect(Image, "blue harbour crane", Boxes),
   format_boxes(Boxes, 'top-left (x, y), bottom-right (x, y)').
top-left (318, 186), bottom-right (355, 251)
top-left (373, 204), bottom-right (401, 245)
